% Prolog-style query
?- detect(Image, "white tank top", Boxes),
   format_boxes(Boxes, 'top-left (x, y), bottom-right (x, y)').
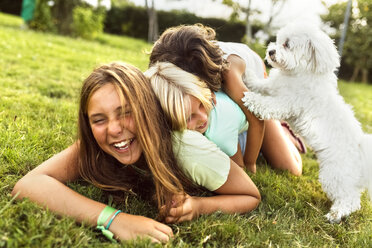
top-left (217, 41), bottom-right (266, 80)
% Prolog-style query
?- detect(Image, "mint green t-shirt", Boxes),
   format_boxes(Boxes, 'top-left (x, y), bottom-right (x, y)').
top-left (172, 130), bottom-right (230, 191)
top-left (204, 91), bottom-right (248, 156)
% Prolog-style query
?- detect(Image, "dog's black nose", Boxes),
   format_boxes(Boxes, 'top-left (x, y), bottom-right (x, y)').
top-left (269, 50), bottom-right (276, 56)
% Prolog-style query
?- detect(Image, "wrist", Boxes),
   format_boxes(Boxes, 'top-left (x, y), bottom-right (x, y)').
top-left (96, 206), bottom-right (122, 243)
top-left (191, 196), bottom-right (203, 218)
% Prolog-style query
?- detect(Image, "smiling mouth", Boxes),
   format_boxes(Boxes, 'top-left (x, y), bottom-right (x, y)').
top-left (198, 121), bottom-right (208, 130)
top-left (112, 138), bottom-right (135, 150)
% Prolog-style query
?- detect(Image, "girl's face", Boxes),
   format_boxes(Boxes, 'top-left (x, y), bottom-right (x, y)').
top-left (87, 83), bottom-right (142, 165)
top-left (186, 95), bottom-right (209, 134)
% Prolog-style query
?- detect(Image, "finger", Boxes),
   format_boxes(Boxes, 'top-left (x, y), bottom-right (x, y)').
top-left (165, 208), bottom-right (190, 224)
top-left (155, 222), bottom-right (173, 238)
top-left (174, 213), bottom-right (193, 223)
top-left (169, 202), bottom-right (193, 217)
top-left (168, 205), bottom-right (188, 217)
top-left (145, 235), bottom-right (161, 244)
top-left (149, 229), bottom-right (171, 243)
top-left (165, 216), bottom-right (176, 224)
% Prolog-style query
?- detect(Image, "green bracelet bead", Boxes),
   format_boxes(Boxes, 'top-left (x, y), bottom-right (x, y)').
top-left (97, 206), bottom-right (116, 226)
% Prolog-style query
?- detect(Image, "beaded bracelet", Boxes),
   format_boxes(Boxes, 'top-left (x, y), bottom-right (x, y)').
top-left (96, 206), bottom-right (122, 242)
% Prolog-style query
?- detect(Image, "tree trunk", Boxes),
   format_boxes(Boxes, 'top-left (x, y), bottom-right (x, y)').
top-left (245, 0), bottom-right (252, 43)
top-left (361, 68), bottom-right (368, 83)
top-left (145, 0), bottom-right (158, 43)
top-left (350, 66), bottom-right (360, 82)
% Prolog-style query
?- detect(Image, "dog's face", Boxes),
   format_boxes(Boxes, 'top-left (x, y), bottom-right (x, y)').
top-left (265, 23), bottom-right (340, 74)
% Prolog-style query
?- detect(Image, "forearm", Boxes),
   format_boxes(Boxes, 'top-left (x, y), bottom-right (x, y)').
top-left (194, 194), bottom-right (260, 216)
top-left (12, 174), bottom-right (105, 226)
top-left (244, 117), bottom-right (265, 166)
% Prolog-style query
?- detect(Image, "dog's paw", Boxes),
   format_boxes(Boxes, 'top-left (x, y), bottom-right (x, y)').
top-left (325, 211), bottom-right (342, 224)
top-left (242, 92), bottom-right (268, 120)
top-left (242, 92), bottom-right (258, 111)
top-left (244, 69), bottom-right (259, 88)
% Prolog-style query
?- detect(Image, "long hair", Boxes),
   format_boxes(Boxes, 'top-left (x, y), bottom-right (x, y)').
top-left (77, 62), bottom-right (198, 217)
top-left (149, 24), bottom-right (229, 92)
top-left (144, 62), bottom-right (213, 131)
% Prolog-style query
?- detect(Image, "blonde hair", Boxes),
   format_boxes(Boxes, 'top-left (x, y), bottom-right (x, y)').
top-left (144, 62), bottom-right (213, 131)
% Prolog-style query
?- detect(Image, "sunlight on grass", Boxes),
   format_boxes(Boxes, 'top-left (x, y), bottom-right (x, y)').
top-left (1, 12), bottom-right (372, 247)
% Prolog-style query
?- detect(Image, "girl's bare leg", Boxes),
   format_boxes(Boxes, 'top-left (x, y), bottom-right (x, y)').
top-left (260, 120), bottom-right (302, 176)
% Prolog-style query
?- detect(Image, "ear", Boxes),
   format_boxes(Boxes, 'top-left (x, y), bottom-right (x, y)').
top-left (307, 33), bottom-right (340, 74)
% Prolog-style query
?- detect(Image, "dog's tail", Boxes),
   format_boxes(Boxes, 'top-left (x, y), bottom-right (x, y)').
top-left (363, 134), bottom-right (372, 200)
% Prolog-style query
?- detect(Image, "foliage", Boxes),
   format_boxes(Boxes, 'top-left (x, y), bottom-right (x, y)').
top-left (104, 5), bottom-right (148, 40)
top-left (111, 0), bottom-right (134, 8)
top-left (72, 6), bottom-right (105, 40)
top-left (221, 0), bottom-right (288, 42)
top-left (50, 0), bottom-right (85, 35)
top-left (246, 41), bottom-right (267, 61)
top-left (1, 12), bottom-right (372, 247)
top-left (28, 0), bottom-right (56, 33)
top-left (27, 0), bottom-right (105, 39)
top-left (322, 0), bottom-right (372, 83)
top-left (104, 5), bottom-right (258, 43)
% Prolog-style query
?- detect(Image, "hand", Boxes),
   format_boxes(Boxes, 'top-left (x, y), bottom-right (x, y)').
top-left (164, 194), bottom-right (200, 223)
top-left (109, 213), bottom-right (173, 243)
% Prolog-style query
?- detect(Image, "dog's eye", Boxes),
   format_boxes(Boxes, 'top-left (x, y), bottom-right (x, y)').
top-left (283, 39), bottom-right (290, 49)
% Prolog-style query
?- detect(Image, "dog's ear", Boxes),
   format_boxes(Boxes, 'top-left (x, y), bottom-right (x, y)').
top-left (306, 32), bottom-right (340, 74)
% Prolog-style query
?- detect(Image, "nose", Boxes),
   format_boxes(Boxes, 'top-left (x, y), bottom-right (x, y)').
top-left (269, 50), bottom-right (276, 56)
top-left (107, 119), bottom-right (122, 136)
top-left (197, 110), bottom-right (208, 124)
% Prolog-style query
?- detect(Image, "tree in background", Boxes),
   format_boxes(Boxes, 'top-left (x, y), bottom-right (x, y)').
top-left (221, 0), bottom-right (287, 44)
top-left (322, 0), bottom-right (372, 83)
top-left (145, 0), bottom-right (158, 43)
top-left (29, 0), bottom-right (55, 32)
top-left (24, 0), bottom-right (106, 40)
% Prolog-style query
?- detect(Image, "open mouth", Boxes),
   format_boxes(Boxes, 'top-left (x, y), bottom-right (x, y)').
top-left (112, 138), bottom-right (135, 151)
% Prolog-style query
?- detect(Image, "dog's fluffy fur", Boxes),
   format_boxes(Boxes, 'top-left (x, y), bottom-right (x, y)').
top-left (242, 22), bottom-right (372, 223)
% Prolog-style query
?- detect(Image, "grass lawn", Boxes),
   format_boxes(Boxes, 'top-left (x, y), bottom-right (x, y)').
top-left (1, 12), bottom-right (372, 247)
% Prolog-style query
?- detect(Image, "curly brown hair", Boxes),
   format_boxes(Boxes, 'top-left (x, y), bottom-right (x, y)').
top-left (149, 24), bottom-right (229, 92)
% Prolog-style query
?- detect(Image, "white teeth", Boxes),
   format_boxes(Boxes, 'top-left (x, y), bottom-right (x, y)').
top-left (113, 139), bottom-right (132, 148)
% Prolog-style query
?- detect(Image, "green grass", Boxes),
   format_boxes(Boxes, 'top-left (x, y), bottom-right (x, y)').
top-left (1, 12), bottom-right (372, 247)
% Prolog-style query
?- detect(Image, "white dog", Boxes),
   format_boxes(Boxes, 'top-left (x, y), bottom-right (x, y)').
top-left (242, 23), bottom-right (372, 223)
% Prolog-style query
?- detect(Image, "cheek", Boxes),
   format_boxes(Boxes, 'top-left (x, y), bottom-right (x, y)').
top-left (124, 118), bottom-right (137, 134)
top-left (91, 125), bottom-right (105, 145)
top-left (186, 120), bottom-right (196, 130)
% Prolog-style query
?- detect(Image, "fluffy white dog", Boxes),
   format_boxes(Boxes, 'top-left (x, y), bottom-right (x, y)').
top-left (242, 23), bottom-right (372, 223)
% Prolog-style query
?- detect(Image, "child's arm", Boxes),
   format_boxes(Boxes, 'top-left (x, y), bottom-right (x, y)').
top-left (229, 145), bottom-right (257, 173)
top-left (222, 55), bottom-right (264, 172)
top-left (12, 142), bottom-right (173, 243)
top-left (230, 145), bottom-right (244, 168)
top-left (164, 159), bottom-right (260, 223)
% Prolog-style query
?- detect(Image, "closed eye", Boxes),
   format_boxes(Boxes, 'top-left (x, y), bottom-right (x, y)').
top-left (119, 109), bottom-right (132, 118)
top-left (91, 118), bottom-right (105, 124)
